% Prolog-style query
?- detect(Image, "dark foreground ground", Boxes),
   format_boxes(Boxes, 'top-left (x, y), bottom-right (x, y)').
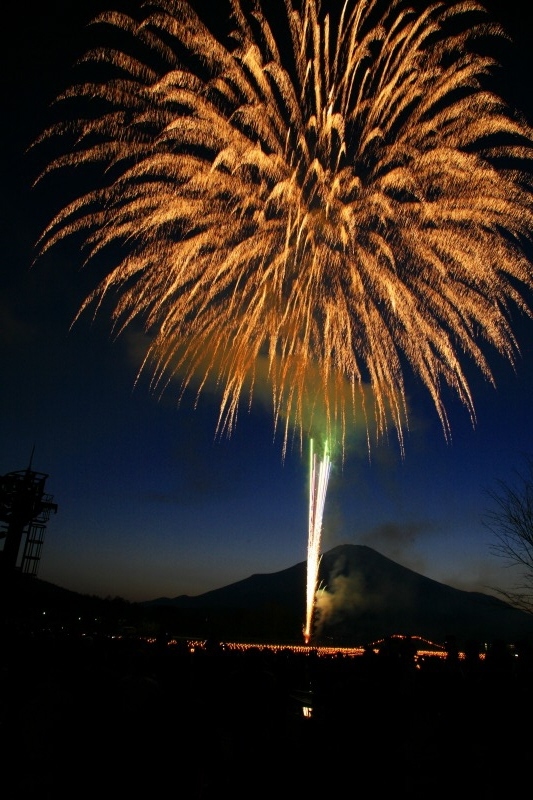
top-left (1, 628), bottom-right (532, 799)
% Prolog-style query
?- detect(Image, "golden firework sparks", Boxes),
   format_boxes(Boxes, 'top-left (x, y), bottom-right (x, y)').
top-left (34, 0), bottom-right (533, 458)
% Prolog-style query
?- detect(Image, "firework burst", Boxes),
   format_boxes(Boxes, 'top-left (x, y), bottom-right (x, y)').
top-left (33, 0), bottom-right (533, 458)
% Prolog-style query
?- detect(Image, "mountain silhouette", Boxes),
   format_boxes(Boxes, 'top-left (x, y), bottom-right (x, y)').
top-left (142, 544), bottom-right (533, 645)
top-left (3, 545), bottom-right (533, 646)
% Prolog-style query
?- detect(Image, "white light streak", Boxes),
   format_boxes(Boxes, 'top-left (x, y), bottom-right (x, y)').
top-left (304, 438), bottom-right (331, 644)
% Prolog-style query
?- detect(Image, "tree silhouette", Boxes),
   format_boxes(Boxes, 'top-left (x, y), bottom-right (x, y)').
top-left (483, 455), bottom-right (533, 613)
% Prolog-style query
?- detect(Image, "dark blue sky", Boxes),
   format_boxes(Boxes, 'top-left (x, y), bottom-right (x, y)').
top-left (2, 0), bottom-right (533, 604)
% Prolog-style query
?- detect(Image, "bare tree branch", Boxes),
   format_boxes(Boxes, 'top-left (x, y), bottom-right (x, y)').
top-left (483, 455), bottom-right (533, 615)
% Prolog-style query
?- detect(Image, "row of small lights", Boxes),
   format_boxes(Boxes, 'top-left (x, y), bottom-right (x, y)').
top-left (167, 633), bottom-right (472, 660)
top-left (38, 620), bottom-right (445, 657)
top-left (39, 613), bottom-right (495, 661)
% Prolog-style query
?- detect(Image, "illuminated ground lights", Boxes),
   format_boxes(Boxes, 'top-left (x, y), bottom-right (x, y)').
top-left (303, 438), bottom-right (332, 644)
top-left (179, 633), bottom-right (462, 660)
top-left (102, 631), bottom-right (498, 664)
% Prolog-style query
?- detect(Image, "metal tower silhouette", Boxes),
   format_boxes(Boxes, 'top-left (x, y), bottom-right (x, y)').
top-left (0, 450), bottom-right (58, 577)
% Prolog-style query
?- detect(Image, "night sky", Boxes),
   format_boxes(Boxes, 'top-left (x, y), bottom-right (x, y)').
top-left (2, 0), bottom-right (533, 604)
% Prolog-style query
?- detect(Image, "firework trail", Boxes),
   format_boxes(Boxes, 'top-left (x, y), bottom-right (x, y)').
top-left (304, 438), bottom-right (331, 644)
top-left (33, 0), bottom-right (533, 459)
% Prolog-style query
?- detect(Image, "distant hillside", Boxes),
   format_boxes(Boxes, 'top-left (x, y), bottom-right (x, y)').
top-left (0, 572), bottom-right (133, 633)
top-left (142, 544), bottom-right (533, 646)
